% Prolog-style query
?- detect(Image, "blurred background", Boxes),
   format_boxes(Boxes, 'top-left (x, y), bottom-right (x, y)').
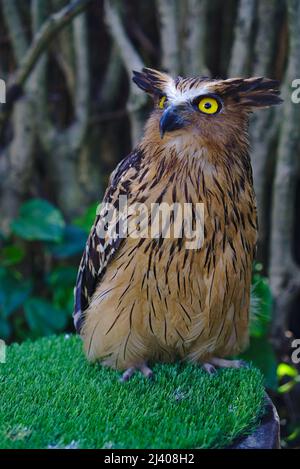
top-left (0, 0), bottom-right (299, 447)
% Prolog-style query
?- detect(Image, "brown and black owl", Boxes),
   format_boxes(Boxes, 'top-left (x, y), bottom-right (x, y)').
top-left (74, 68), bottom-right (282, 381)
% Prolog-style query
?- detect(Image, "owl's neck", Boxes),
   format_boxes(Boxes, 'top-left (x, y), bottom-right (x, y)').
top-left (139, 128), bottom-right (253, 192)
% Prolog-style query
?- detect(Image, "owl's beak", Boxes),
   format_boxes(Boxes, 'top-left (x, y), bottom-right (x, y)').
top-left (159, 105), bottom-right (186, 138)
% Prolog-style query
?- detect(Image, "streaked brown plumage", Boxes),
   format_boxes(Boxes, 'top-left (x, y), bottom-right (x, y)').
top-left (74, 68), bottom-right (282, 378)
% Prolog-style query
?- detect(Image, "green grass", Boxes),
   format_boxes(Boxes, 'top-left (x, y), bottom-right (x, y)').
top-left (0, 335), bottom-right (266, 449)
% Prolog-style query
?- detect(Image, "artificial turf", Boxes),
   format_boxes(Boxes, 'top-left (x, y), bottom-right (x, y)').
top-left (0, 334), bottom-right (265, 449)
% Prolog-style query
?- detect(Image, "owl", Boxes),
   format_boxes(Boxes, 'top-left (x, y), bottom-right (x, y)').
top-left (74, 68), bottom-right (281, 381)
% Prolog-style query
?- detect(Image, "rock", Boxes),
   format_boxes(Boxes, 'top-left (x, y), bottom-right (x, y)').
top-left (229, 393), bottom-right (280, 449)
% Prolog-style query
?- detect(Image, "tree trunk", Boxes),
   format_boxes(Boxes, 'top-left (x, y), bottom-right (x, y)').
top-left (269, 0), bottom-right (300, 350)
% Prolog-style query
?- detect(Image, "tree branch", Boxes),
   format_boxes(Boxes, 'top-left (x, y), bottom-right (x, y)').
top-left (2, 0), bottom-right (29, 65)
top-left (269, 0), bottom-right (300, 349)
top-left (0, 0), bottom-right (92, 132)
top-left (31, 1), bottom-right (91, 219)
top-left (228, 0), bottom-right (256, 76)
top-left (99, 42), bottom-right (123, 109)
top-left (249, 0), bottom-right (282, 264)
top-left (68, 11), bottom-right (90, 151)
top-left (104, 0), bottom-right (144, 76)
top-left (183, 0), bottom-right (209, 76)
top-left (104, 0), bottom-right (147, 145)
top-left (14, 0), bottom-right (91, 87)
top-left (156, 0), bottom-right (181, 75)
top-left (0, 0), bottom-right (44, 233)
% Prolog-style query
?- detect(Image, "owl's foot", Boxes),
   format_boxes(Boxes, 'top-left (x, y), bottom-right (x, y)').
top-left (120, 363), bottom-right (153, 382)
top-left (202, 358), bottom-right (246, 374)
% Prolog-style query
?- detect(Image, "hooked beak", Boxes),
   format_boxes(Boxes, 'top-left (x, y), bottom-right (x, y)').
top-left (159, 105), bottom-right (186, 138)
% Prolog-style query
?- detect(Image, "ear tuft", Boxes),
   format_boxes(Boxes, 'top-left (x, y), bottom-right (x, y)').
top-left (220, 77), bottom-right (283, 109)
top-left (132, 68), bottom-right (172, 96)
top-left (132, 70), bottom-right (154, 94)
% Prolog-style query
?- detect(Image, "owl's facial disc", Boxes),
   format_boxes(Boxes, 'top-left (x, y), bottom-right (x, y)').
top-left (159, 105), bottom-right (187, 138)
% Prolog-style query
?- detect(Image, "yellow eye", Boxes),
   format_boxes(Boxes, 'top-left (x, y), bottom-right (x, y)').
top-left (159, 95), bottom-right (167, 109)
top-left (198, 97), bottom-right (219, 114)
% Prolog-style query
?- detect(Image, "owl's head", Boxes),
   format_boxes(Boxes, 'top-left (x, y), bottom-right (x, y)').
top-left (133, 68), bottom-right (282, 145)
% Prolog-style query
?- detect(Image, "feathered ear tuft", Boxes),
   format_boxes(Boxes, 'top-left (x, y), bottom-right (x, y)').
top-left (132, 68), bottom-right (172, 96)
top-left (218, 77), bottom-right (283, 109)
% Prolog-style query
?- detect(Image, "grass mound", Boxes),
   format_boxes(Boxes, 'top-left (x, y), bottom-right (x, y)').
top-left (0, 335), bottom-right (265, 449)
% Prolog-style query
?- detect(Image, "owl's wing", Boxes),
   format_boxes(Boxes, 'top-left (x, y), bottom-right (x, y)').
top-left (73, 149), bottom-right (143, 333)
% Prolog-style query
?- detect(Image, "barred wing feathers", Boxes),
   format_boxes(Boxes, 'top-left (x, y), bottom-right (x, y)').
top-left (73, 149), bottom-right (143, 333)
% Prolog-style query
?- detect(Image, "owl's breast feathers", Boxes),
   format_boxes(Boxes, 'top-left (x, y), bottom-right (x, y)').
top-left (74, 142), bottom-right (257, 365)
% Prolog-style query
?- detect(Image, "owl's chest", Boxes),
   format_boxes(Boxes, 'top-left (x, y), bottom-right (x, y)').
top-left (130, 165), bottom-right (257, 252)
top-left (124, 182), bottom-right (256, 300)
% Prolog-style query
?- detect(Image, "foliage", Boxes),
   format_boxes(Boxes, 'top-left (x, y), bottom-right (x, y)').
top-left (46, 226), bottom-right (88, 259)
top-left (11, 199), bottom-right (65, 242)
top-left (276, 362), bottom-right (300, 448)
top-left (73, 202), bottom-right (100, 233)
top-left (24, 298), bottom-right (67, 337)
top-left (0, 335), bottom-right (266, 449)
top-left (0, 198), bottom-right (95, 342)
top-left (238, 263), bottom-right (300, 447)
top-left (239, 263), bottom-right (277, 390)
top-left (0, 268), bottom-right (32, 340)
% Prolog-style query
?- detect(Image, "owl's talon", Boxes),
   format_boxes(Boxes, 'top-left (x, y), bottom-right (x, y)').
top-left (201, 358), bottom-right (247, 375)
top-left (120, 364), bottom-right (154, 382)
top-left (202, 363), bottom-right (217, 374)
top-left (138, 364), bottom-right (154, 379)
top-left (119, 367), bottom-right (136, 382)
top-left (210, 357), bottom-right (246, 369)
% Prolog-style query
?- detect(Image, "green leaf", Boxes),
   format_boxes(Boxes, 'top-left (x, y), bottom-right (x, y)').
top-left (73, 202), bottom-right (99, 233)
top-left (47, 266), bottom-right (78, 288)
top-left (46, 225), bottom-right (87, 258)
top-left (277, 363), bottom-right (298, 379)
top-left (24, 298), bottom-right (68, 336)
top-left (250, 274), bottom-right (273, 338)
top-left (0, 229), bottom-right (8, 242)
top-left (11, 199), bottom-right (65, 242)
top-left (240, 337), bottom-right (278, 390)
top-left (286, 427), bottom-right (300, 442)
top-left (0, 245), bottom-right (25, 267)
top-left (52, 286), bottom-right (74, 313)
top-left (47, 266), bottom-right (77, 312)
top-left (0, 316), bottom-right (11, 339)
top-left (278, 381), bottom-right (296, 394)
top-left (0, 268), bottom-right (32, 318)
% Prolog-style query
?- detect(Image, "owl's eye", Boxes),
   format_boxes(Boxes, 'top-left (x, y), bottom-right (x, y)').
top-left (159, 95), bottom-right (167, 109)
top-left (198, 97), bottom-right (220, 115)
